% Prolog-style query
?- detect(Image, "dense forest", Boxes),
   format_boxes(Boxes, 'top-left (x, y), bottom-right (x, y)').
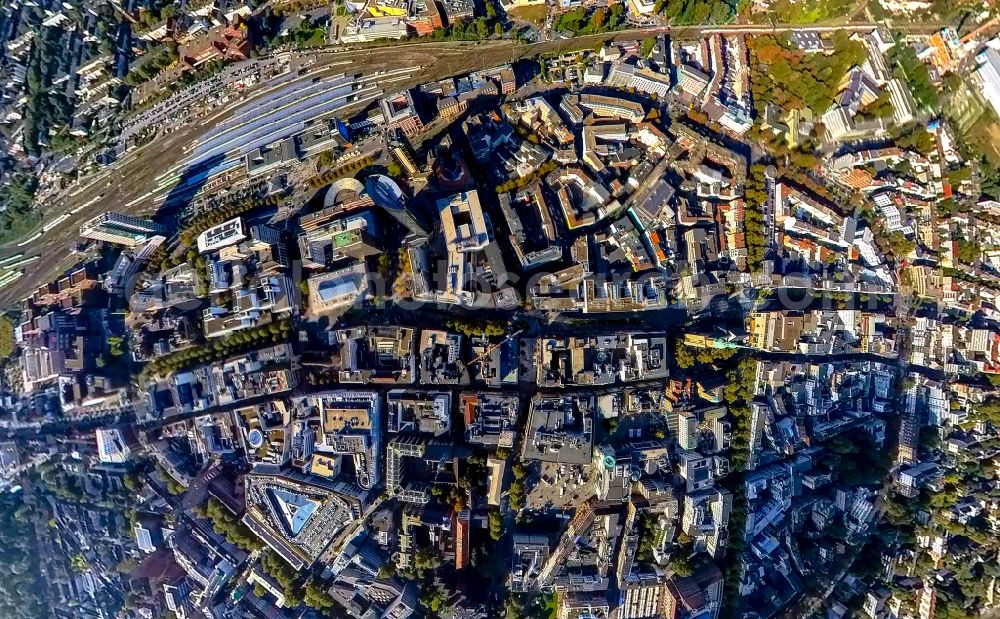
top-left (24, 26), bottom-right (75, 156)
top-left (653, 0), bottom-right (735, 24)
top-left (749, 32), bottom-right (866, 113)
top-left (0, 171), bottom-right (39, 245)
top-left (0, 493), bottom-right (47, 619)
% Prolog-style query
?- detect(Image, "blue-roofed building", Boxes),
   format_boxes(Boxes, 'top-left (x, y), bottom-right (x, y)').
top-left (267, 487), bottom-right (320, 536)
top-left (365, 174), bottom-right (429, 238)
top-left (318, 279), bottom-right (360, 302)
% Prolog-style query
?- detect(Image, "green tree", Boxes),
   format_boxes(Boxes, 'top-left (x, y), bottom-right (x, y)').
top-left (421, 584), bottom-right (448, 613)
top-left (888, 42), bottom-right (938, 108)
top-left (640, 37), bottom-right (656, 58)
top-left (0, 315), bottom-right (14, 359)
top-left (488, 510), bottom-right (503, 540)
top-left (885, 231), bottom-right (916, 259)
top-left (896, 126), bottom-right (934, 154)
top-left (670, 554), bottom-right (695, 577)
top-left (591, 6), bottom-right (608, 29)
top-left (377, 563), bottom-right (397, 579)
top-left (303, 579), bottom-right (336, 610)
top-left (980, 156), bottom-right (1000, 200)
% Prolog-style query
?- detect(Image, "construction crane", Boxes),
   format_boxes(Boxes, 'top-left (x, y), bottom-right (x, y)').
top-left (468, 329), bottom-right (523, 367)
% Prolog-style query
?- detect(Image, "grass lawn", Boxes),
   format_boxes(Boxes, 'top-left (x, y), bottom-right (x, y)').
top-left (945, 76), bottom-right (986, 134)
top-left (966, 114), bottom-right (1000, 160)
top-left (0, 209), bottom-right (42, 246)
top-left (304, 29), bottom-right (328, 47)
top-left (765, 0), bottom-right (859, 23)
top-left (541, 592), bottom-right (558, 619)
top-left (509, 4), bottom-right (549, 25)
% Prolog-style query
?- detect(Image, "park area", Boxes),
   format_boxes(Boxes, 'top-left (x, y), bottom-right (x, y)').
top-left (508, 4), bottom-right (548, 25)
top-left (755, 0), bottom-right (861, 23)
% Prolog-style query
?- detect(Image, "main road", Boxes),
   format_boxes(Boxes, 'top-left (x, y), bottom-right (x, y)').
top-left (0, 19), bottom-right (950, 307)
